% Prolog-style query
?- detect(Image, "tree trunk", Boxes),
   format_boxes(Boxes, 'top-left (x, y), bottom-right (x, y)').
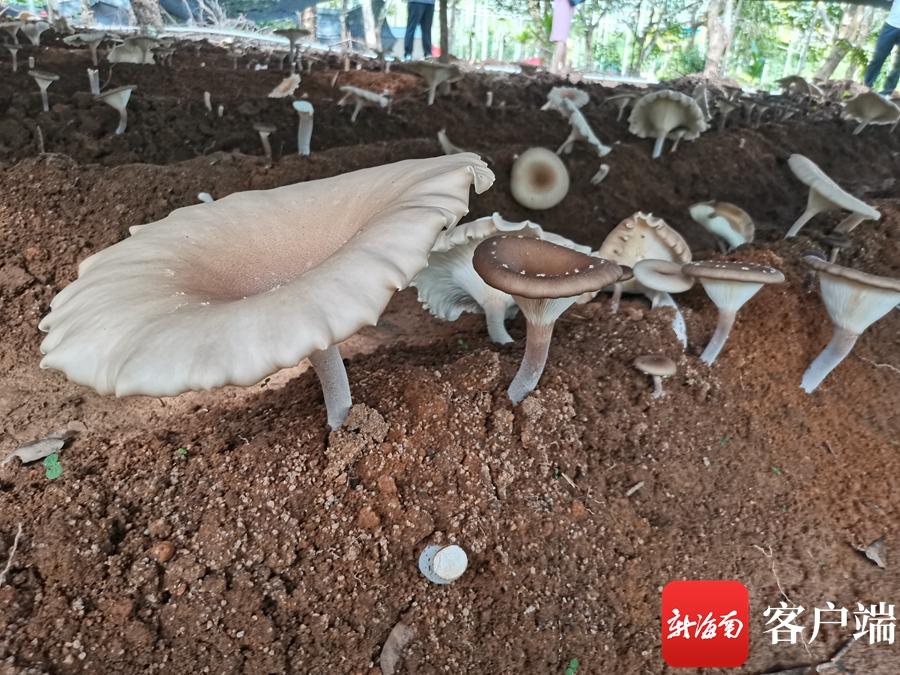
top-left (703, 0), bottom-right (734, 77)
top-left (795, 1), bottom-right (820, 73)
top-left (301, 6), bottom-right (317, 36)
top-left (361, 0), bottom-right (377, 48)
top-left (439, 0), bottom-right (449, 62)
top-left (130, 0), bottom-right (163, 28)
top-left (815, 5), bottom-right (864, 80)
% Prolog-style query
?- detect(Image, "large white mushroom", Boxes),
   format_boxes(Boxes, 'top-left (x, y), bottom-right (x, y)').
top-left (411, 214), bottom-right (590, 344)
top-left (628, 90), bottom-right (707, 158)
top-left (799, 255), bottom-right (900, 393)
top-left (39, 155), bottom-right (494, 430)
top-left (785, 154), bottom-right (880, 238)
top-left (843, 92), bottom-right (900, 135)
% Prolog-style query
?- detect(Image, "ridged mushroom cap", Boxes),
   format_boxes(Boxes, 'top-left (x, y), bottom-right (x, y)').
top-left (39, 154), bottom-right (494, 397)
top-left (788, 154), bottom-right (881, 221)
top-left (628, 90), bottom-right (707, 141)
top-left (844, 91), bottom-right (900, 125)
top-left (473, 235), bottom-right (622, 300)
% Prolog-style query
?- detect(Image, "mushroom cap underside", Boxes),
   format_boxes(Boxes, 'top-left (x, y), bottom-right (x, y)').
top-left (634, 355), bottom-right (677, 376)
top-left (787, 154), bottom-right (881, 219)
top-left (628, 90), bottom-right (707, 139)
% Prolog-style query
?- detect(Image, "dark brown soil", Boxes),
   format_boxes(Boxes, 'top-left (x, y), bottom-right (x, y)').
top-left (1, 37), bottom-right (899, 675)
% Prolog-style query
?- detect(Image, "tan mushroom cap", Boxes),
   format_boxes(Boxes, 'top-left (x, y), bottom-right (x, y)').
top-left (633, 259), bottom-right (694, 293)
top-left (801, 254), bottom-right (900, 292)
top-left (473, 235), bottom-right (622, 300)
top-left (682, 260), bottom-right (785, 284)
top-left (634, 355), bottom-right (676, 377)
top-left (845, 91), bottom-right (900, 125)
top-left (788, 154), bottom-right (880, 220)
top-left (709, 201), bottom-right (754, 237)
top-left (253, 122), bottom-right (277, 134)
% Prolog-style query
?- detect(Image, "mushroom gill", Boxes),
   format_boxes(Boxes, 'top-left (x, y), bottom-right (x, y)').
top-left (39, 155), bottom-right (495, 429)
top-left (628, 90), bottom-right (707, 158)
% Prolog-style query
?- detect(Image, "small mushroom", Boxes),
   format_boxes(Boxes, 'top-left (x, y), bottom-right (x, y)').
top-left (20, 20), bottom-right (48, 47)
top-left (253, 122), bottom-right (276, 167)
top-left (590, 164), bottom-right (610, 186)
top-left (799, 255), bottom-right (900, 393)
top-left (817, 232), bottom-right (852, 262)
top-left (419, 545), bottom-right (468, 584)
top-left (606, 92), bottom-right (637, 122)
top-left (96, 85), bottom-right (135, 135)
top-left (38, 154), bottom-right (494, 430)
top-left (785, 154), bottom-right (880, 238)
top-left (402, 61), bottom-right (462, 105)
top-left (6, 44), bottom-right (18, 72)
top-left (292, 101), bottom-right (313, 156)
top-left (0, 21), bottom-right (21, 44)
top-left (689, 201), bottom-right (755, 251)
top-left (683, 260), bottom-right (785, 365)
top-left (337, 85), bottom-right (390, 123)
top-left (62, 32), bottom-right (106, 67)
top-left (510, 148), bottom-right (569, 210)
top-left (29, 69), bottom-right (59, 113)
top-left (843, 91), bottom-right (900, 134)
top-left (473, 235), bottom-right (622, 403)
top-left (437, 128), bottom-right (467, 155)
top-left (412, 214), bottom-right (590, 344)
top-left (557, 98), bottom-right (612, 157)
top-left (541, 86), bottom-right (589, 115)
top-left (268, 73), bottom-right (301, 99)
top-left (203, 90), bottom-right (212, 112)
top-left (628, 89), bottom-right (707, 158)
top-left (716, 99), bottom-right (738, 131)
top-left (777, 75), bottom-right (823, 99)
top-left (633, 355), bottom-right (676, 398)
top-left (274, 27), bottom-right (310, 59)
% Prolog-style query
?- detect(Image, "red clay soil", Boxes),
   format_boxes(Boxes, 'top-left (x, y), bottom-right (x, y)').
top-left (1, 38), bottom-right (899, 675)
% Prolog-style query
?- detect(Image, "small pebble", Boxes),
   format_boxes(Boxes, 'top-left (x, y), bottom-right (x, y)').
top-left (151, 541), bottom-right (175, 563)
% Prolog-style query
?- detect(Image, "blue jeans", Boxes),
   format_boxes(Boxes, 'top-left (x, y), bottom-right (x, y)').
top-left (864, 23), bottom-right (900, 94)
top-left (404, 2), bottom-right (434, 58)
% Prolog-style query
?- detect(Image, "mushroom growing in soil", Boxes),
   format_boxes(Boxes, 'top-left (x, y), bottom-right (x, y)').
top-left (253, 122), bottom-right (277, 167)
top-left (268, 73), bottom-right (301, 99)
top-left (683, 260), bottom-right (785, 365)
top-left (689, 201), bottom-right (755, 251)
top-left (510, 148), bottom-right (570, 210)
top-left (338, 85), bottom-right (390, 123)
top-left (606, 92), bottom-right (637, 121)
top-left (402, 61), bottom-right (462, 105)
top-left (20, 20), bottom-right (48, 47)
top-left (799, 254), bottom-right (900, 393)
top-left (96, 85), bottom-right (136, 135)
top-left (6, 44), bottom-right (18, 72)
top-left (473, 235), bottom-right (623, 403)
top-left (785, 154), bottom-right (880, 238)
top-left (541, 86), bottom-right (589, 115)
top-left (777, 75), bottom-right (824, 99)
top-left (38, 154), bottom-right (494, 430)
top-left (29, 69), bottom-right (59, 113)
top-left (0, 21), bottom-right (21, 44)
top-left (633, 355), bottom-right (676, 399)
top-left (274, 27), bottom-right (310, 59)
top-left (412, 213), bottom-right (590, 344)
top-left (292, 101), bottom-right (313, 156)
top-left (628, 89), bottom-right (707, 158)
top-left (557, 98), bottom-right (612, 157)
top-left (843, 91), bottom-right (900, 134)
top-left (63, 31), bottom-right (106, 66)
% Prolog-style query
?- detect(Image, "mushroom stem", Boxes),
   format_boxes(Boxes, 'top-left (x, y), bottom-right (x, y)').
top-left (115, 108), bottom-right (128, 135)
top-left (785, 209), bottom-right (818, 238)
top-left (652, 133), bottom-right (666, 159)
top-left (427, 83), bottom-right (438, 106)
top-left (852, 120), bottom-right (867, 135)
top-left (258, 132), bottom-right (272, 166)
top-left (508, 321), bottom-right (554, 404)
top-left (297, 115), bottom-right (312, 156)
top-left (351, 101), bottom-right (363, 123)
top-left (700, 309), bottom-right (736, 365)
top-left (10, 50), bottom-right (17, 72)
top-left (483, 299), bottom-right (513, 345)
top-left (308, 345), bottom-right (353, 430)
top-left (610, 283), bottom-right (623, 314)
top-left (800, 326), bottom-right (858, 393)
top-left (39, 87), bottom-right (49, 113)
top-left (87, 68), bottom-right (100, 95)
top-left (652, 375), bottom-right (665, 399)
top-left (89, 42), bottom-right (99, 66)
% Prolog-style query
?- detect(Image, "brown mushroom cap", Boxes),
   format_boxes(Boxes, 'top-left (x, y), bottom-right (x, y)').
top-left (682, 260), bottom-right (785, 284)
top-left (473, 235), bottom-right (622, 300)
top-left (253, 122), bottom-right (277, 134)
top-left (634, 355), bottom-right (676, 377)
top-left (801, 255), bottom-right (900, 292)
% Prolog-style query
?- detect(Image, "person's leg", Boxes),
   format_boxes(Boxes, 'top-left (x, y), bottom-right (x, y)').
top-left (880, 34), bottom-right (900, 94)
top-left (420, 3), bottom-right (434, 58)
top-left (404, 3), bottom-right (424, 58)
top-left (864, 24), bottom-right (900, 88)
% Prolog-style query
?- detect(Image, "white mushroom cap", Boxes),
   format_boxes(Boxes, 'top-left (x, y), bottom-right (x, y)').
top-left (633, 259), bottom-right (694, 294)
top-left (39, 154), bottom-right (494, 396)
top-left (292, 100), bottom-right (313, 115)
top-left (628, 90), bottom-right (707, 158)
top-left (96, 84), bottom-right (135, 111)
top-left (432, 545), bottom-right (468, 581)
top-left (634, 354), bottom-right (676, 377)
top-left (541, 86), bottom-right (590, 115)
top-left (29, 69), bottom-right (59, 85)
top-left (268, 73), bottom-right (301, 99)
top-left (843, 91), bottom-right (900, 134)
top-left (596, 212), bottom-right (692, 296)
top-left (689, 201), bottom-right (755, 250)
top-left (510, 148), bottom-right (570, 210)
top-left (785, 154), bottom-right (880, 237)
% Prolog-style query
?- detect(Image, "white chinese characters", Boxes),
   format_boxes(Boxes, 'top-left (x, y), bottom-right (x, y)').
top-left (763, 601), bottom-right (896, 645)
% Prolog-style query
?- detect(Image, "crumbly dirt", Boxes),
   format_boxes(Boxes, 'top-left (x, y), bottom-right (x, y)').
top-left (1, 37), bottom-right (899, 675)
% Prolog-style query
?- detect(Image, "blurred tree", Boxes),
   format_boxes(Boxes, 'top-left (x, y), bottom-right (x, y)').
top-left (131, 0), bottom-right (163, 27)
